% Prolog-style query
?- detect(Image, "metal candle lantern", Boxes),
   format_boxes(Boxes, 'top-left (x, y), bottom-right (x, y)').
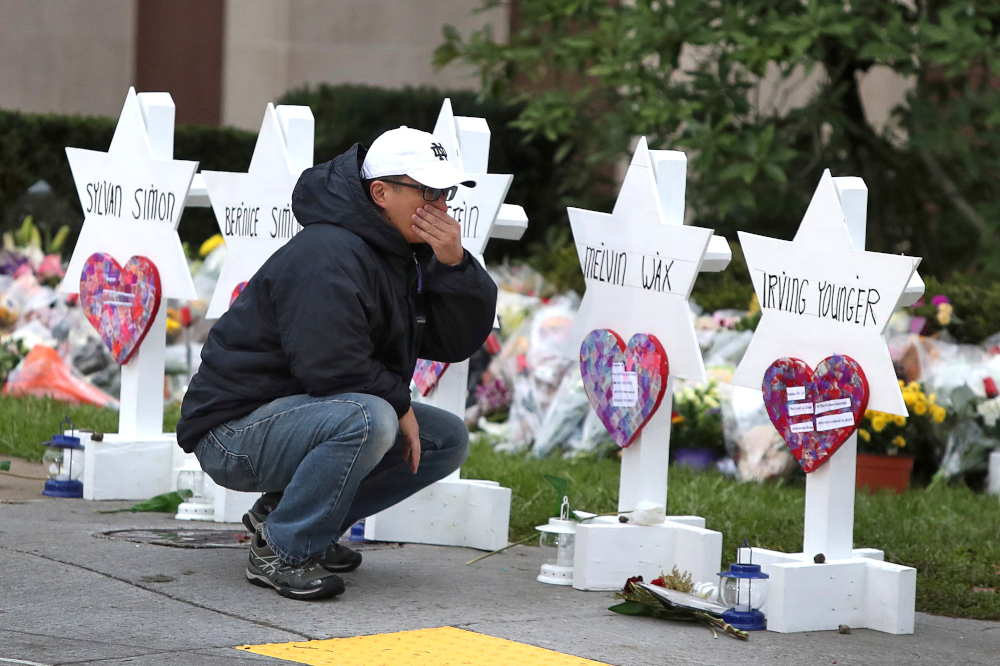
top-left (717, 540), bottom-right (770, 631)
top-left (42, 417), bottom-right (85, 498)
top-left (175, 459), bottom-right (215, 521)
top-left (536, 497), bottom-right (576, 586)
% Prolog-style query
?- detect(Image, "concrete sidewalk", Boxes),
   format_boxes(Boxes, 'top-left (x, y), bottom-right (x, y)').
top-left (0, 498), bottom-right (997, 666)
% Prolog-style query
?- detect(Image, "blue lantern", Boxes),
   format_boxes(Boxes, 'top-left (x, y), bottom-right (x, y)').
top-left (717, 540), bottom-right (769, 631)
top-left (42, 417), bottom-right (84, 498)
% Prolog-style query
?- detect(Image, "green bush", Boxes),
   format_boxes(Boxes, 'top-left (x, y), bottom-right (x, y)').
top-left (910, 276), bottom-right (1000, 345)
top-left (277, 84), bottom-right (570, 264)
top-left (0, 107), bottom-right (256, 253)
top-left (0, 85), bottom-right (569, 260)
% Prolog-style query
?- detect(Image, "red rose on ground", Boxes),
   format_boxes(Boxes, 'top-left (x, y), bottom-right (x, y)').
top-left (623, 575), bottom-right (643, 593)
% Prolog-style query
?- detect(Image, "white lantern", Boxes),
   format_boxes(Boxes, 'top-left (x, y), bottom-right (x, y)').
top-left (536, 497), bottom-right (576, 586)
top-left (175, 459), bottom-right (214, 521)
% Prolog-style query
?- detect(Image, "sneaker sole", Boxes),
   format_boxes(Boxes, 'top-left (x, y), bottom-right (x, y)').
top-left (319, 555), bottom-right (362, 574)
top-left (245, 567), bottom-right (345, 601)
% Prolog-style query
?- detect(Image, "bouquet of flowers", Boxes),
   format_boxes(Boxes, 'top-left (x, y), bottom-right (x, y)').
top-left (671, 381), bottom-right (725, 455)
top-left (610, 570), bottom-right (749, 641)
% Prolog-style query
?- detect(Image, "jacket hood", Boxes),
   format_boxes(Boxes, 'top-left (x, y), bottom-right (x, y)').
top-left (292, 144), bottom-right (413, 259)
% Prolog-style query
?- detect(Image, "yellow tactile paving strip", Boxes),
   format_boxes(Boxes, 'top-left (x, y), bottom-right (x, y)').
top-left (236, 626), bottom-right (609, 666)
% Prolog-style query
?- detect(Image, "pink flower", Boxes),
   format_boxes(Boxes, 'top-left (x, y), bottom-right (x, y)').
top-left (931, 295), bottom-right (951, 307)
top-left (37, 254), bottom-right (65, 280)
top-left (12, 263), bottom-right (32, 279)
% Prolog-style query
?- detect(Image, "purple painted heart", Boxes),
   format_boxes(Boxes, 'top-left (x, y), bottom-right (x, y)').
top-left (79, 253), bottom-right (162, 365)
top-left (762, 355), bottom-right (870, 473)
top-left (580, 328), bottom-right (669, 448)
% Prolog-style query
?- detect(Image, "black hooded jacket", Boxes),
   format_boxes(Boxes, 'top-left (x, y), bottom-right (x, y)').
top-left (175, 145), bottom-right (498, 453)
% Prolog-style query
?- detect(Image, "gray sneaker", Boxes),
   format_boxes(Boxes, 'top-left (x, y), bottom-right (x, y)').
top-left (245, 532), bottom-right (345, 601)
top-left (243, 493), bottom-right (362, 574)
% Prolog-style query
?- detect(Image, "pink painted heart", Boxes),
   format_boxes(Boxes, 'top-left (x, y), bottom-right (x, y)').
top-left (413, 359), bottom-right (449, 397)
top-left (580, 328), bottom-right (669, 448)
top-left (230, 281), bottom-right (248, 307)
top-left (80, 253), bottom-right (162, 365)
top-left (763, 355), bottom-right (870, 473)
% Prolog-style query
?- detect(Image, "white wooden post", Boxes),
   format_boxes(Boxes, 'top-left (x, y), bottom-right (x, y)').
top-left (363, 99), bottom-right (516, 551)
top-left (59, 88), bottom-right (198, 500)
top-left (730, 172), bottom-right (920, 634)
top-left (177, 103), bottom-right (315, 522)
top-left (617, 381), bottom-right (671, 513)
top-left (567, 142), bottom-right (728, 590)
top-left (800, 178), bottom-right (865, 561)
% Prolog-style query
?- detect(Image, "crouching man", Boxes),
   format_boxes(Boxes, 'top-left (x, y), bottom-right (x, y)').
top-left (176, 127), bottom-right (497, 600)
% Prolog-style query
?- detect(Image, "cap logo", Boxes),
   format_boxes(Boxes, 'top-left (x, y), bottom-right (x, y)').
top-left (430, 142), bottom-right (448, 161)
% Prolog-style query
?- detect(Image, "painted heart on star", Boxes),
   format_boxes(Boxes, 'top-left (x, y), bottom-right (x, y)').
top-left (230, 281), bottom-right (248, 307)
top-left (580, 329), bottom-right (669, 448)
top-left (763, 354), bottom-right (870, 473)
top-left (80, 253), bottom-right (162, 365)
top-left (413, 359), bottom-right (449, 397)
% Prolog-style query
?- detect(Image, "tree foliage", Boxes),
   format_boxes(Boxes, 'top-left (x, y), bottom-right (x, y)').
top-left (436, 0), bottom-right (1000, 277)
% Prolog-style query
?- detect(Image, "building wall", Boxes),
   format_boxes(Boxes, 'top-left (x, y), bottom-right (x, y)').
top-left (222, 0), bottom-right (505, 129)
top-left (0, 0), bottom-right (136, 118)
top-left (0, 0), bottom-right (906, 140)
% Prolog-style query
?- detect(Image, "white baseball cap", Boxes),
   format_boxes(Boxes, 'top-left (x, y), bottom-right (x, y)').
top-left (362, 126), bottom-right (476, 189)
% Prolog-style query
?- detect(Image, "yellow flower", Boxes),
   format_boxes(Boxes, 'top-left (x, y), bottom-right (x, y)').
top-left (931, 405), bottom-right (946, 424)
top-left (166, 317), bottom-right (181, 334)
top-left (928, 393), bottom-right (937, 404)
top-left (898, 379), bottom-right (905, 388)
top-left (199, 233), bottom-right (225, 257)
top-left (894, 414), bottom-right (906, 427)
top-left (858, 428), bottom-right (871, 442)
top-left (913, 400), bottom-right (928, 416)
top-left (936, 303), bottom-right (954, 326)
top-left (748, 293), bottom-right (760, 316)
top-left (672, 414), bottom-right (685, 425)
top-left (871, 414), bottom-right (887, 433)
top-left (892, 435), bottom-right (906, 448)
top-left (903, 391), bottom-right (917, 408)
top-left (908, 381), bottom-right (921, 391)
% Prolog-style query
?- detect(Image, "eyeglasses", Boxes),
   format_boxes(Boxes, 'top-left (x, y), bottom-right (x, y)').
top-left (380, 178), bottom-right (458, 202)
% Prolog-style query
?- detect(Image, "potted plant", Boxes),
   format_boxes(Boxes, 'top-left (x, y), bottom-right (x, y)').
top-left (670, 381), bottom-right (726, 470)
top-left (857, 381), bottom-right (946, 493)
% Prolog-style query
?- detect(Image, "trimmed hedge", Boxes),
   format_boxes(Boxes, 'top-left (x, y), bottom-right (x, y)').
top-left (0, 108), bottom-right (256, 254)
top-left (0, 84), bottom-right (566, 260)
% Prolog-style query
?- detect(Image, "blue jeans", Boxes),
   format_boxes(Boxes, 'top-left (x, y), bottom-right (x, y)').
top-left (194, 393), bottom-right (469, 565)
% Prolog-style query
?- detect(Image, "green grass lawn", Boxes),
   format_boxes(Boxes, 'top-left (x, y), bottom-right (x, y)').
top-left (0, 395), bottom-right (180, 460)
top-left (1, 396), bottom-right (997, 621)
top-left (463, 436), bottom-right (1000, 622)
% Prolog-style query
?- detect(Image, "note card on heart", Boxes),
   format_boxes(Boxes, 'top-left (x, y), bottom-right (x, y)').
top-left (762, 354), bottom-right (869, 473)
top-left (80, 253), bottom-right (162, 365)
top-left (580, 328), bottom-right (669, 448)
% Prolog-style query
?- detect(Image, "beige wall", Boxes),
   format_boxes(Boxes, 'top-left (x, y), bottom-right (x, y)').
top-left (222, 0), bottom-right (505, 129)
top-left (0, 0), bottom-right (136, 117)
top-left (0, 0), bottom-right (909, 139)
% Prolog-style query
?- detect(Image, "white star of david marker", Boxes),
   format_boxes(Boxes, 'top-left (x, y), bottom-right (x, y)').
top-left (201, 103), bottom-right (313, 319)
top-left (566, 138), bottom-right (716, 382)
top-left (59, 87), bottom-right (198, 300)
top-left (432, 99), bottom-right (512, 265)
top-left (731, 169), bottom-right (920, 415)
